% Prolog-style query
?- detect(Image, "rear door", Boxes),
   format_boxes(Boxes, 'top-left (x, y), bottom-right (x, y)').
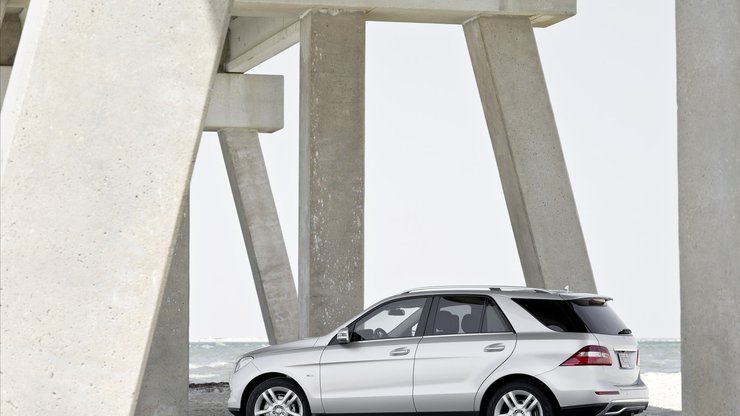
top-left (413, 295), bottom-right (516, 412)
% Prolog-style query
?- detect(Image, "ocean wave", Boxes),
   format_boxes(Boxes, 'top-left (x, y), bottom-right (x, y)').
top-left (190, 373), bottom-right (220, 380)
top-left (190, 361), bottom-right (231, 370)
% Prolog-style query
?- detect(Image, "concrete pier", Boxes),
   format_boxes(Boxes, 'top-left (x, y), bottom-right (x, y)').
top-left (219, 129), bottom-right (299, 344)
top-left (464, 16), bottom-right (596, 293)
top-left (677, 1), bottom-right (740, 414)
top-left (135, 201), bottom-right (190, 416)
top-left (298, 10), bottom-right (365, 338)
top-left (0, 0), bottom-right (231, 414)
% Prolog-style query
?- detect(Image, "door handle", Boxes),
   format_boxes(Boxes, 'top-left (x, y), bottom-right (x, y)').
top-left (484, 343), bottom-right (506, 353)
top-left (390, 347), bottom-right (410, 356)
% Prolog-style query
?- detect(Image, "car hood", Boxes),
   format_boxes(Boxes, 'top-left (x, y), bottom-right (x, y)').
top-left (249, 337), bottom-right (320, 356)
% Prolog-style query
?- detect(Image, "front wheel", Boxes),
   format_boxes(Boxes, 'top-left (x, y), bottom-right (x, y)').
top-left (487, 382), bottom-right (555, 416)
top-left (246, 378), bottom-right (311, 416)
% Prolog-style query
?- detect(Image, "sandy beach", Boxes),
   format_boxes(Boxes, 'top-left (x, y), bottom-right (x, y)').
top-left (189, 383), bottom-right (681, 416)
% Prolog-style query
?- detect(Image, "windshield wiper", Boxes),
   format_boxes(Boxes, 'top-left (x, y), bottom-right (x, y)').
top-left (618, 328), bottom-right (632, 335)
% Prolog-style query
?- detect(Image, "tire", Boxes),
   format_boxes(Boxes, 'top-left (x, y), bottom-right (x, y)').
top-left (246, 377), bottom-right (311, 416)
top-left (487, 381), bottom-right (555, 416)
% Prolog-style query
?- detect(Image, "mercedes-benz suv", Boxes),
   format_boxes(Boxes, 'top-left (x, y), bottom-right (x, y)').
top-left (228, 286), bottom-right (649, 416)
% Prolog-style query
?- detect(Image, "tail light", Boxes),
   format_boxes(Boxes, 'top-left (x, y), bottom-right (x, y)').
top-left (561, 345), bottom-right (612, 366)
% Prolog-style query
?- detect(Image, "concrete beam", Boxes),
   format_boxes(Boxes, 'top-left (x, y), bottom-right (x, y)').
top-left (230, 0), bottom-right (575, 26)
top-left (677, 0), bottom-right (740, 413)
top-left (225, 16), bottom-right (299, 73)
top-left (464, 16), bottom-right (596, 293)
top-left (219, 129), bottom-right (299, 344)
top-left (204, 73), bottom-right (284, 132)
top-left (135, 199), bottom-right (190, 416)
top-left (225, 0), bottom-right (574, 73)
top-left (299, 10), bottom-right (365, 338)
top-left (0, 1), bottom-right (232, 414)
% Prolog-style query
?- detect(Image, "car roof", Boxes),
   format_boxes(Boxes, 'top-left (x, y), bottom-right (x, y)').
top-left (392, 285), bottom-right (611, 301)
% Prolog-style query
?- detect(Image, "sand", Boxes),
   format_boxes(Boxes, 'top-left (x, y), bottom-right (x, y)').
top-left (188, 383), bottom-right (681, 415)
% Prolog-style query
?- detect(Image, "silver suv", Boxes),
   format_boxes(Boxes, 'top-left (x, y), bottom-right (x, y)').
top-left (228, 286), bottom-right (649, 416)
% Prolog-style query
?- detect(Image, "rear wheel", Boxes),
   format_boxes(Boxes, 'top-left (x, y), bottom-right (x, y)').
top-left (487, 382), bottom-right (555, 416)
top-left (246, 378), bottom-right (310, 416)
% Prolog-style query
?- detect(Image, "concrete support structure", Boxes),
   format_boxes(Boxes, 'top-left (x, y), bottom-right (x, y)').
top-left (204, 73), bottom-right (284, 132)
top-left (299, 10), bottom-right (365, 338)
top-left (219, 129), bottom-right (299, 344)
top-left (0, 10), bottom-right (20, 65)
top-left (135, 200), bottom-right (190, 416)
top-left (464, 16), bottom-right (596, 293)
top-left (0, 1), bottom-right (231, 414)
top-left (677, 1), bottom-right (740, 414)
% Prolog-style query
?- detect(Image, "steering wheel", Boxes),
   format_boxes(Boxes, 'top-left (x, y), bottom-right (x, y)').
top-left (374, 328), bottom-right (389, 339)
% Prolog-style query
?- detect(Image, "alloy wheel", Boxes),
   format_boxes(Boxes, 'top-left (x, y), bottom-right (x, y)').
top-left (493, 389), bottom-right (543, 416)
top-left (253, 386), bottom-right (304, 416)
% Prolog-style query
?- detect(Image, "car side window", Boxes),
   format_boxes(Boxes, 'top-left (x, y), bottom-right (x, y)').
top-left (430, 296), bottom-right (512, 335)
top-left (482, 300), bottom-right (512, 333)
top-left (352, 297), bottom-right (428, 341)
top-left (432, 296), bottom-right (487, 335)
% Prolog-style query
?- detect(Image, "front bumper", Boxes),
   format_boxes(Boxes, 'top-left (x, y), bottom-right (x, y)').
top-left (228, 408), bottom-right (241, 416)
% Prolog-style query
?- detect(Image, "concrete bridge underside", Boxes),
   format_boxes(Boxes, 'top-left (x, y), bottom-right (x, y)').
top-left (0, 0), bottom-right (737, 415)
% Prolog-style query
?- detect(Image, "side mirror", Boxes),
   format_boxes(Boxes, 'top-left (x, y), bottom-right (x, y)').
top-left (337, 327), bottom-right (351, 345)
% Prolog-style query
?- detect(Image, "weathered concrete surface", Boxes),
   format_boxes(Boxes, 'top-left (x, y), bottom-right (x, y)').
top-left (135, 200), bottom-right (190, 416)
top-left (464, 16), bottom-right (596, 293)
top-left (0, 11), bottom-right (21, 65)
top-left (225, 16), bottom-right (299, 73)
top-left (0, 0), bottom-right (8, 29)
top-left (219, 129), bottom-right (299, 344)
top-left (677, 1), bottom-right (740, 414)
top-left (230, 0), bottom-right (576, 26)
top-left (0, 0), bottom-right (231, 414)
top-left (299, 10), bottom-right (365, 338)
top-left (204, 73), bottom-right (284, 132)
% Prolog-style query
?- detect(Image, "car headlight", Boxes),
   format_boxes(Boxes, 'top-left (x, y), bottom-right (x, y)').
top-left (234, 355), bottom-right (254, 373)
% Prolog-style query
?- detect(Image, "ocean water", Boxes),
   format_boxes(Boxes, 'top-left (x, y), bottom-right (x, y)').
top-left (189, 339), bottom-right (680, 383)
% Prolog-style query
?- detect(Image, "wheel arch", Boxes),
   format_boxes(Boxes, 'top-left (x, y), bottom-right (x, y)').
top-left (478, 373), bottom-right (561, 415)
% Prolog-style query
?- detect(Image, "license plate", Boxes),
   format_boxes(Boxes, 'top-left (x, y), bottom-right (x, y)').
top-left (617, 352), bottom-right (635, 369)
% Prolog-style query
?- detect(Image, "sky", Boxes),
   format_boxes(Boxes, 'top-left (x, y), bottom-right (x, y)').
top-left (189, 1), bottom-right (678, 341)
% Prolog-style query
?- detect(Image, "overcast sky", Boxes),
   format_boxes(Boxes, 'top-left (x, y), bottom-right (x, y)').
top-left (189, 0), bottom-right (678, 341)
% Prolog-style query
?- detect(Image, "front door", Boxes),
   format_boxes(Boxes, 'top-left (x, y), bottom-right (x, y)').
top-left (320, 296), bottom-right (431, 413)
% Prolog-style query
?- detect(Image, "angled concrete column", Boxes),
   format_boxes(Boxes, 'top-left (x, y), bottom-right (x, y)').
top-left (299, 10), bottom-right (365, 338)
top-left (0, 11), bottom-right (21, 65)
top-left (135, 199), bottom-right (189, 416)
top-left (219, 129), bottom-right (299, 344)
top-left (0, 0), bottom-right (231, 414)
top-left (464, 16), bottom-right (596, 293)
top-left (677, 1), bottom-right (740, 414)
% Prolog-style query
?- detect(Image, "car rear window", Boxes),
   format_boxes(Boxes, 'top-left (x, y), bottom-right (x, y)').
top-left (513, 298), bottom-right (587, 333)
top-left (570, 299), bottom-right (629, 336)
top-left (514, 298), bottom-right (630, 336)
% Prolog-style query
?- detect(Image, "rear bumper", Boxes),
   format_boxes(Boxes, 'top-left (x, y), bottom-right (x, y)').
top-left (561, 399), bottom-right (648, 416)
top-left (598, 400), bottom-right (649, 415)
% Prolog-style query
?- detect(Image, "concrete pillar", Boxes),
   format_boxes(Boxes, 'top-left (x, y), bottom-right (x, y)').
top-left (677, 1), bottom-right (740, 414)
top-left (0, 0), bottom-right (231, 414)
top-left (0, 11), bottom-right (21, 65)
top-left (464, 16), bottom-right (596, 293)
top-left (299, 10), bottom-right (365, 338)
top-left (135, 199), bottom-right (189, 416)
top-left (219, 129), bottom-right (299, 344)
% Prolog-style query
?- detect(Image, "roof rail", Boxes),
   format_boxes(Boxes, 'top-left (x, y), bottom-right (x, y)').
top-left (401, 285), bottom-right (552, 295)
